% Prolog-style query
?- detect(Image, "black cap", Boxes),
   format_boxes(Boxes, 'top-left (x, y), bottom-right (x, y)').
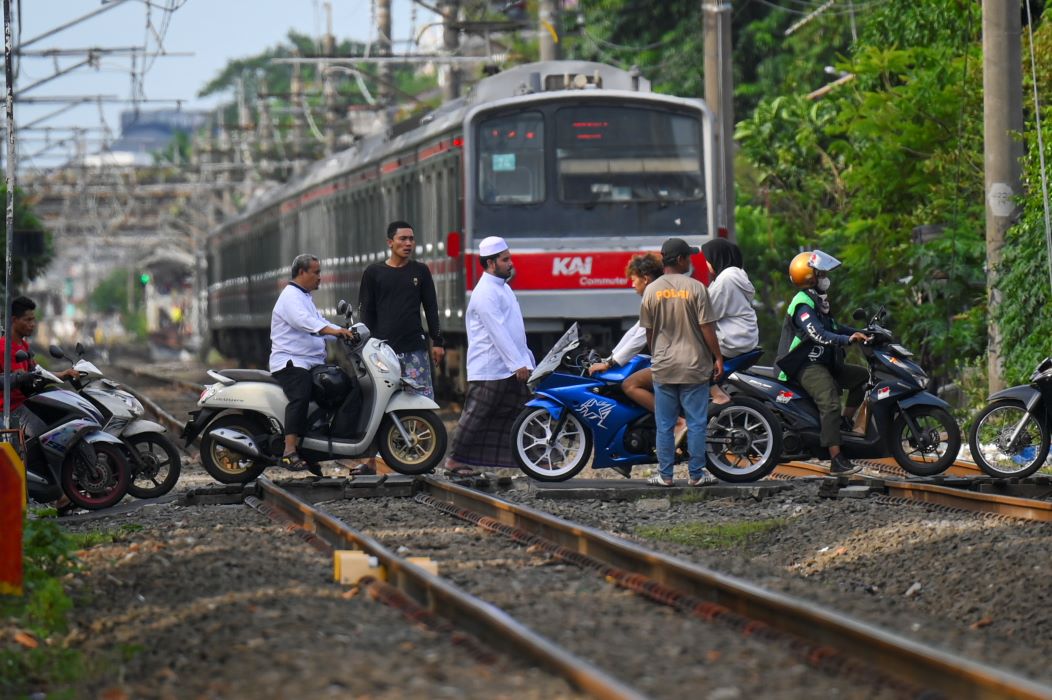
top-left (661, 238), bottom-right (700, 262)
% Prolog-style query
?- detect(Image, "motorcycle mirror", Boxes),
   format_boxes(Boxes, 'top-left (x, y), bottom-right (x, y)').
top-left (14, 349), bottom-right (28, 362)
top-left (337, 300), bottom-right (348, 315)
top-left (852, 308), bottom-right (867, 321)
top-left (75, 342), bottom-right (85, 356)
top-left (49, 344), bottom-right (65, 359)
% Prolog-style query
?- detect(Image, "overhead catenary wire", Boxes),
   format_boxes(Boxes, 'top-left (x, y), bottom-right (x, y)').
top-left (1024, 0), bottom-right (1052, 298)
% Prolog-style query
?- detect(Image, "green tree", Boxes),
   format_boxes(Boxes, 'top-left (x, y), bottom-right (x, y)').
top-left (0, 184), bottom-right (51, 293)
top-left (994, 17), bottom-right (1052, 385)
top-left (735, 0), bottom-right (987, 391)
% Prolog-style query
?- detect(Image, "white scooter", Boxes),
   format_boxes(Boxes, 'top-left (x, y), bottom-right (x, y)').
top-left (48, 342), bottom-right (182, 499)
top-left (181, 300), bottom-right (448, 483)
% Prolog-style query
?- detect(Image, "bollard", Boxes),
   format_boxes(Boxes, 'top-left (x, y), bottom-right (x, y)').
top-left (0, 440), bottom-right (26, 595)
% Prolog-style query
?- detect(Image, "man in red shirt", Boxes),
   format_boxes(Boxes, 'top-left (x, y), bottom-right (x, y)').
top-left (2, 296), bottom-right (76, 443)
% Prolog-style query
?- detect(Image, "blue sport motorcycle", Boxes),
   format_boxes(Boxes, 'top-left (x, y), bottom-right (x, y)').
top-left (510, 324), bottom-right (783, 482)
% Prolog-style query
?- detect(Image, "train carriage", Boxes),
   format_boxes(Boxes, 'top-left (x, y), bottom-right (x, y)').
top-left (207, 60), bottom-right (718, 394)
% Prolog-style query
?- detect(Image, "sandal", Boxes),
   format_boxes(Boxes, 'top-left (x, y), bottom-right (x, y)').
top-left (279, 452), bottom-right (309, 472)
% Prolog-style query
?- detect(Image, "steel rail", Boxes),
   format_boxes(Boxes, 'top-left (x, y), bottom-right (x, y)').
top-left (772, 457), bottom-right (984, 479)
top-left (253, 477), bottom-right (645, 700)
top-left (419, 477), bottom-right (1052, 700)
top-left (884, 480), bottom-right (1052, 522)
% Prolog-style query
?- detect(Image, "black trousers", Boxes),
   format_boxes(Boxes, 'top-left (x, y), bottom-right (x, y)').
top-left (273, 362), bottom-right (313, 437)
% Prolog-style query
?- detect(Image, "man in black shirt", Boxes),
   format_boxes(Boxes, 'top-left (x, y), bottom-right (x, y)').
top-left (358, 220), bottom-right (445, 400)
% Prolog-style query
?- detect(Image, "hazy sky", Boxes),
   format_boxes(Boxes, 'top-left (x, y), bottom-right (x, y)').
top-left (13, 0), bottom-right (434, 170)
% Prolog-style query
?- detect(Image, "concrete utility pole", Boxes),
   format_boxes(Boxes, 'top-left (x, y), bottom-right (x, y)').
top-left (982, 0), bottom-right (1024, 393)
top-left (376, 0), bottom-right (393, 129)
top-left (539, 0), bottom-right (560, 62)
top-left (439, 0), bottom-right (461, 101)
top-left (703, 0), bottom-right (735, 241)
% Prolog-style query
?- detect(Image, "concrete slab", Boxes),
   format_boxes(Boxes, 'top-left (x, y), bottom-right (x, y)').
top-left (530, 478), bottom-right (793, 501)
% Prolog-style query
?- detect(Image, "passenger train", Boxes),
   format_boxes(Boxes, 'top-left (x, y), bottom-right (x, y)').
top-left (206, 60), bottom-right (719, 394)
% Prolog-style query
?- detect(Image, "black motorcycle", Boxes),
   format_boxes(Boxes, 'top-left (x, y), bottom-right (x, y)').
top-left (969, 357), bottom-right (1052, 478)
top-left (12, 349), bottom-right (132, 510)
top-left (724, 306), bottom-right (962, 476)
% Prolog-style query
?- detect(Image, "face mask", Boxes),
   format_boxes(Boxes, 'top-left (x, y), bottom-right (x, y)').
top-left (816, 277), bottom-right (831, 292)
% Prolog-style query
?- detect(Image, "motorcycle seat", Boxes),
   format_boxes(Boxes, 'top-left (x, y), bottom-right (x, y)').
top-left (750, 365), bottom-right (780, 379)
top-left (216, 369), bottom-right (281, 385)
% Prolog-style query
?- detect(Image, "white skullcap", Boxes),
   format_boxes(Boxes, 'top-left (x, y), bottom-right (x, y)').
top-left (478, 236), bottom-right (509, 257)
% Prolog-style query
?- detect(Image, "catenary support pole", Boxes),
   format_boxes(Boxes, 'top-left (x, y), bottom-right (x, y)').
top-left (377, 0), bottom-right (393, 129)
top-left (703, 0), bottom-right (735, 241)
top-left (982, 0), bottom-right (1024, 393)
top-left (3, 0), bottom-right (16, 432)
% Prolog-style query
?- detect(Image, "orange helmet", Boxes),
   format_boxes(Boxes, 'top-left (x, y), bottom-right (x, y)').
top-left (788, 250), bottom-right (841, 289)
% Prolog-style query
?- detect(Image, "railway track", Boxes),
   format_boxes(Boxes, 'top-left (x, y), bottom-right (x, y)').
top-left (245, 476), bottom-right (1052, 700)
top-left (113, 361), bottom-right (1052, 524)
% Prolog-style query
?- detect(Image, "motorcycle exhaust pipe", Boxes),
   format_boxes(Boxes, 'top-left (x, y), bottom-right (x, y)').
top-left (208, 428), bottom-right (262, 459)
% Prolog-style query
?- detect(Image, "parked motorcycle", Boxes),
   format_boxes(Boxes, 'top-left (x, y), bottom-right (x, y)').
top-left (511, 323), bottom-right (783, 482)
top-left (725, 306), bottom-right (961, 476)
top-left (182, 300), bottom-right (447, 483)
top-left (969, 356), bottom-right (1052, 478)
top-left (47, 343), bottom-right (182, 499)
top-left (12, 349), bottom-right (132, 510)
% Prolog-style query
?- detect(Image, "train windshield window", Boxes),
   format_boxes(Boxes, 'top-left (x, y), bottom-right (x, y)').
top-left (477, 112), bottom-right (545, 205)
top-left (555, 106), bottom-right (703, 204)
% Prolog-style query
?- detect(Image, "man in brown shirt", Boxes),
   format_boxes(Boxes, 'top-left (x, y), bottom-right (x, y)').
top-left (639, 238), bottom-right (724, 486)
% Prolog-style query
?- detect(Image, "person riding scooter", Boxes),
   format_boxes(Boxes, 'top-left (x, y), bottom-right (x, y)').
top-left (775, 250), bottom-right (871, 476)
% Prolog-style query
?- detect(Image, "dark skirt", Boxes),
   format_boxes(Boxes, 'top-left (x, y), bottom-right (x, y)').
top-left (450, 376), bottom-right (531, 468)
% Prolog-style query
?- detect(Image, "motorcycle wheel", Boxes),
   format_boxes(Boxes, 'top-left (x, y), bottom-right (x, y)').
top-left (377, 410), bottom-right (448, 475)
top-left (126, 433), bottom-right (183, 499)
top-left (705, 397), bottom-right (783, 483)
top-left (512, 407), bottom-right (592, 482)
top-left (968, 399), bottom-right (1050, 478)
top-left (890, 406), bottom-right (962, 476)
top-left (200, 414), bottom-right (269, 484)
top-left (62, 442), bottom-right (131, 510)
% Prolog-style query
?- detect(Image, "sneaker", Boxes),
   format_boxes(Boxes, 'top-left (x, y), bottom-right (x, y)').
top-left (829, 454), bottom-right (862, 476)
top-left (647, 474), bottom-right (675, 487)
top-left (688, 474), bottom-right (719, 487)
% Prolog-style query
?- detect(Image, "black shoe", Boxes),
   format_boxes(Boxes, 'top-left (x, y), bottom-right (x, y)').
top-left (829, 454), bottom-right (862, 476)
top-left (611, 465), bottom-right (632, 479)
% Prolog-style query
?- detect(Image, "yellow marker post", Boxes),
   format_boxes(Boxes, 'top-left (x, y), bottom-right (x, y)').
top-left (0, 439), bottom-right (27, 596)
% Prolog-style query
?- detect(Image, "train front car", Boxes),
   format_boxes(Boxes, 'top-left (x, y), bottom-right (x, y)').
top-left (462, 62), bottom-right (716, 364)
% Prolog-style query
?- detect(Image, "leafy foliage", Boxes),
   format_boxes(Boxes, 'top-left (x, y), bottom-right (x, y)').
top-left (735, 1), bottom-right (988, 390)
top-left (0, 184), bottom-right (52, 291)
top-left (994, 20), bottom-right (1052, 385)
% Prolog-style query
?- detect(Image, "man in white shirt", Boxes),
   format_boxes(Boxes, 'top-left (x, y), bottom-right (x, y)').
top-left (445, 236), bottom-right (535, 476)
top-left (270, 254), bottom-right (356, 474)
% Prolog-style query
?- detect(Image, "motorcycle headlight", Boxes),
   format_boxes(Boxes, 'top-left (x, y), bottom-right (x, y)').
top-left (370, 352), bottom-right (392, 373)
top-left (120, 393), bottom-right (144, 416)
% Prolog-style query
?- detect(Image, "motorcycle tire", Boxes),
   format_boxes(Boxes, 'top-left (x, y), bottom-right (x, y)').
top-left (512, 407), bottom-right (593, 482)
top-left (200, 414), bottom-right (269, 484)
top-left (968, 399), bottom-right (1050, 479)
top-left (62, 442), bottom-right (131, 510)
top-left (890, 406), bottom-right (962, 476)
top-left (704, 397), bottom-right (783, 483)
top-left (126, 433), bottom-right (183, 499)
top-left (377, 410), bottom-right (447, 475)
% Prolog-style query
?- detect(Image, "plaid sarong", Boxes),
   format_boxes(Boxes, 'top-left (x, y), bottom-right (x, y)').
top-left (449, 376), bottom-right (531, 468)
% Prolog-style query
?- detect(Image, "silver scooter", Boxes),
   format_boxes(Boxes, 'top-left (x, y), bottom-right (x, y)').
top-left (48, 343), bottom-right (182, 499)
top-left (182, 300), bottom-right (447, 483)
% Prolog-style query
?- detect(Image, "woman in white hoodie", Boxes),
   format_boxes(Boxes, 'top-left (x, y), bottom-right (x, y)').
top-left (701, 239), bottom-right (759, 403)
